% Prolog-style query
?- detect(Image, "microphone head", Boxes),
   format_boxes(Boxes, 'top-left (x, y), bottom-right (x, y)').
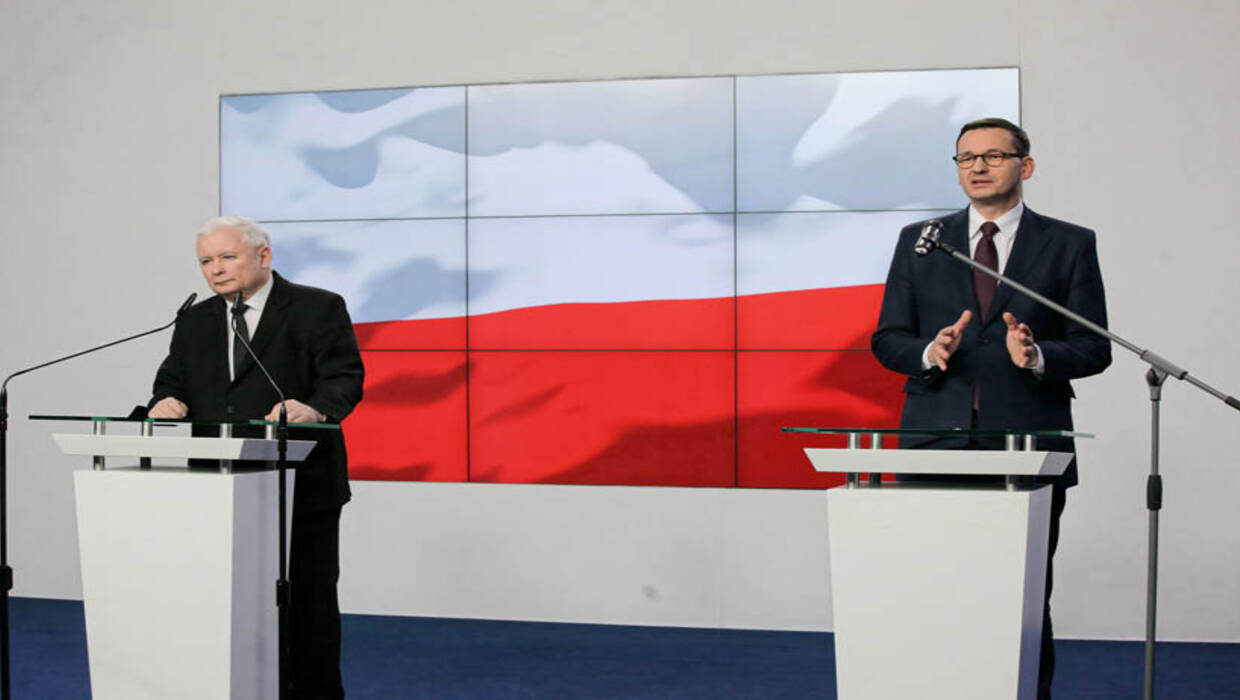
top-left (913, 219), bottom-right (943, 256)
top-left (177, 293), bottom-right (198, 316)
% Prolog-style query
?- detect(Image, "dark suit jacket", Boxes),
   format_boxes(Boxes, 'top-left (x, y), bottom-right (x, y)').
top-left (151, 271), bottom-right (365, 511)
top-left (870, 207), bottom-right (1111, 486)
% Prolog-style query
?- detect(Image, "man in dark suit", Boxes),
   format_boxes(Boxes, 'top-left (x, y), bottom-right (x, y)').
top-left (871, 118), bottom-right (1111, 698)
top-left (149, 216), bottom-right (364, 700)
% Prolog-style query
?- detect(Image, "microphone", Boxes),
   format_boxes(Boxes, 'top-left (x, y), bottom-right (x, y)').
top-left (230, 291), bottom-right (287, 416)
top-left (913, 219), bottom-right (943, 256)
top-left (1, 291), bottom-right (195, 695)
top-left (2, 293), bottom-right (197, 393)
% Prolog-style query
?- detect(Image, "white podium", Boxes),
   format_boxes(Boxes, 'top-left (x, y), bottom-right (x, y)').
top-left (43, 418), bottom-right (319, 700)
top-left (792, 428), bottom-right (1081, 700)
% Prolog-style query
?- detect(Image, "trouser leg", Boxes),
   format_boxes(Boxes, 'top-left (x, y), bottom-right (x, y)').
top-left (1038, 486), bottom-right (1067, 700)
top-left (289, 505), bottom-right (344, 700)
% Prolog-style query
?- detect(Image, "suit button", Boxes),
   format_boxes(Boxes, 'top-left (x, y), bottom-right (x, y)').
top-left (226, 405), bottom-right (235, 414)
top-left (979, 338), bottom-right (989, 345)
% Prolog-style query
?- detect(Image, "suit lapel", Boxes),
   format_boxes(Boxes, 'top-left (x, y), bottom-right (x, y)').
top-left (232, 272), bottom-right (291, 386)
top-left (204, 298), bottom-right (231, 385)
top-left (987, 207), bottom-right (1048, 324)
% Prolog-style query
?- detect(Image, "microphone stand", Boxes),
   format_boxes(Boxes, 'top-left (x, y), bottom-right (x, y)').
top-left (918, 228), bottom-right (1240, 699)
top-left (230, 297), bottom-right (291, 700)
top-left (0, 293), bottom-right (196, 700)
top-left (276, 406), bottom-right (289, 700)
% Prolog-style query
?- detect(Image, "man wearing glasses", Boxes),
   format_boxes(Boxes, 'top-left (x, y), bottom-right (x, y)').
top-left (871, 118), bottom-right (1112, 698)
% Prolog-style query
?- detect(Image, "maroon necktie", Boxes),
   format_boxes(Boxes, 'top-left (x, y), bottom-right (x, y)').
top-left (973, 221), bottom-right (1000, 318)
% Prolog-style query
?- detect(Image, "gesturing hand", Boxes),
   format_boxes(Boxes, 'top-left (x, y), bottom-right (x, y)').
top-left (927, 310), bottom-right (973, 371)
top-left (1003, 312), bottom-right (1038, 368)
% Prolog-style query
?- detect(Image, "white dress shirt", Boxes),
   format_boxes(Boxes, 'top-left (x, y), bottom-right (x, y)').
top-left (967, 201), bottom-right (1024, 273)
top-left (921, 202), bottom-right (1044, 373)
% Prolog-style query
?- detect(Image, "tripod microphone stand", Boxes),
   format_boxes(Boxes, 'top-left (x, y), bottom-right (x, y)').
top-left (915, 220), bottom-right (1239, 699)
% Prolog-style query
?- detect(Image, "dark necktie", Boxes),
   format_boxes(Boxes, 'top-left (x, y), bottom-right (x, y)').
top-left (232, 302), bottom-right (250, 379)
top-left (973, 221), bottom-right (1000, 318)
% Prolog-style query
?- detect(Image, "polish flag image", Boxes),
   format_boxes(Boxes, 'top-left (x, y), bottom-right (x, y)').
top-left (226, 69), bottom-right (1015, 488)
top-left (271, 210), bottom-right (922, 489)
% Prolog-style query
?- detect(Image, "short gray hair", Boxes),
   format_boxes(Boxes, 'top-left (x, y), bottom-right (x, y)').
top-left (197, 215), bottom-right (271, 248)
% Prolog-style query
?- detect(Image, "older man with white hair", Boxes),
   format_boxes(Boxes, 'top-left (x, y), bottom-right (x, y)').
top-left (150, 216), bottom-right (364, 700)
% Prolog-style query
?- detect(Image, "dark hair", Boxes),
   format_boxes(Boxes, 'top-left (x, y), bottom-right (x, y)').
top-left (957, 118), bottom-right (1030, 156)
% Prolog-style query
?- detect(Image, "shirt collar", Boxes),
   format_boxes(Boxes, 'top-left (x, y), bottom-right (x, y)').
top-left (227, 273), bottom-right (273, 315)
top-left (968, 200), bottom-right (1024, 240)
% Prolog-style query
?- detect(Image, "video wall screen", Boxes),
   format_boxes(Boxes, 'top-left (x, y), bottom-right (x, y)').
top-left (220, 68), bottom-right (1020, 488)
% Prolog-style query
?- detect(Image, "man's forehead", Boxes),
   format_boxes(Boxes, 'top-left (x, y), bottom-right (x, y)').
top-left (957, 127), bottom-right (1018, 152)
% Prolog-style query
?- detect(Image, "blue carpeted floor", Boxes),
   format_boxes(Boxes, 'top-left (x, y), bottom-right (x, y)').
top-left (10, 597), bottom-right (1239, 698)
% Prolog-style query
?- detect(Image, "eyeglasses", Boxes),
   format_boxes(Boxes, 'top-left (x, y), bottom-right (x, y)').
top-left (952, 150), bottom-right (1025, 168)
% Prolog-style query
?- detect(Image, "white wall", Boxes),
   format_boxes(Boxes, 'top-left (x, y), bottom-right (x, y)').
top-left (1, 0), bottom-right (1237, 642)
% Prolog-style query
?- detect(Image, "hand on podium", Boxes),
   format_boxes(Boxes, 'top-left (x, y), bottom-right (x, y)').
top-left (265, 399), bottom-right (325, 424)
top-left (149, 397), bottom-right (188, 419)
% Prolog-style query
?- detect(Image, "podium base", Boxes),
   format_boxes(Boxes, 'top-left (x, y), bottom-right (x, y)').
top-left (74, 466), bottom-right (292, 700)
top-left (828, 484), bottom-right (1050, 700)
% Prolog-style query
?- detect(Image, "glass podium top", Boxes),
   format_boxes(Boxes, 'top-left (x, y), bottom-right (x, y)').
top-left (30, 414), bottom-right (341, 430)
top-left (781, 427), bottom-right (1093, 439)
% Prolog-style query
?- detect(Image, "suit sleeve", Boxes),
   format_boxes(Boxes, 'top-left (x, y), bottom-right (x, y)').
top-left (871, 226), bottom-right (939, 379)
top-left (149, 317), bottom-right (191, 409)
top-left (1037, 229), bottom-right (1112, 383)
top-left (304, 294), bottom-right (365, 423)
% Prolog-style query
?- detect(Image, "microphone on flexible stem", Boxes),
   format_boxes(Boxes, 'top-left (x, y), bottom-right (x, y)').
top-left (0, 291), bottom-right (195, 700)
top-left (231, 291), bottom-right (287, 417)
top-left (3, 293), bottom-right (197, 394)
top-left (231, 289), bottom-right (292, 700)
top-left (913, 219), bottom-right (944, 256)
